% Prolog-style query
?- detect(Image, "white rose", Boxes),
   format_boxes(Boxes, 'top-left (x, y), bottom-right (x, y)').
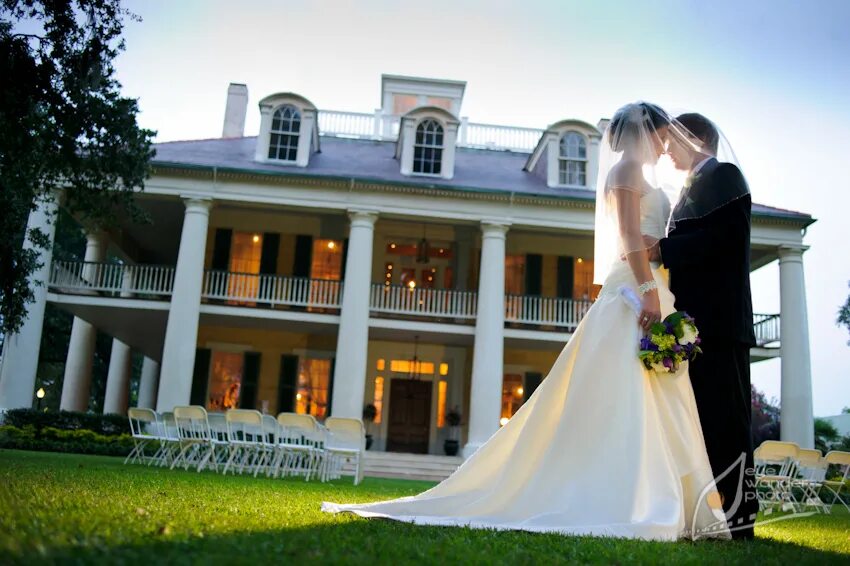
top-left (678, 325), bottom-right (698, 345)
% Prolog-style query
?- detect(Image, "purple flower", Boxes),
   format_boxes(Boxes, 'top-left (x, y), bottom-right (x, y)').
top-left (695, 337), bottom-right (702, 345)
top-left (640, 337), bottom-right (652, 350)
top-left (663, 358), bottom-right (673, 368)
top-left (672, 344), bottom-right (682, 353)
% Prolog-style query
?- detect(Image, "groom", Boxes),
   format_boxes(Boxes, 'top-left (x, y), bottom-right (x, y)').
top-left (647, 113), bottom-right (758, 540)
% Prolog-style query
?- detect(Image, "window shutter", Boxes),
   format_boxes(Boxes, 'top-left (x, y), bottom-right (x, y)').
top-left (211, 229), bottom-right (232, 271)
top-left (240, 352), bottom-right (261, 410)
top-left (523, 372), bottom-right (542, 404)
top-left (557, 256), bottom-right (574, 299)
top-left (293, 235), bottom-right (313, 277)
top-left (260, 233), bottom-right (280, 275)
top-left (277, 354), bottom-right (299, 413)
top-left (525, 254), bottom-right (542, 296)
top-left (340, 237), bottom-right (349, 280)
top-left (190, 349), bottom-right (211, 406)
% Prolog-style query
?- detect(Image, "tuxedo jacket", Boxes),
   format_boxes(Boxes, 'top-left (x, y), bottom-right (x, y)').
top-left (659, 158), bottom-right (757, 347)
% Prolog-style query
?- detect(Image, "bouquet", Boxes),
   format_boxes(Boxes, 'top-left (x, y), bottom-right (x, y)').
top-left (618, 285), bottom-right (702, 374)
top-left (639, 311), bottom-right (702, 374)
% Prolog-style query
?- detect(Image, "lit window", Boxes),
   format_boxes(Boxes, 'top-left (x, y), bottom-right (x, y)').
top-left (207, 352), bottom-right (243, 411)
top-left (389, 359), bottom-right (435, 374)
top-left (311, 239), bottom-right (343, 280)
top-left (228, 232), bottom-right (263, 305)
top-left (501, 374), bottom-right (524, 421)
top-left (294, 359), bottom-right (331, 420)
top-left (373, 376), bottom-right (384, 424)
top-left (268, 105), bottom-right (301, 162)
top-left (558, 132), bottom-right (587, 186)
top-left (574, 258), bottom-right (602, 301)
top-left (376, 359), bottom-right (385, 371)
top-left (437, 380), bottom-right (447, 427)
top-left (413, 119), bottom-right (443, 175)
top-left (439, 363), bottom-right (449, 376)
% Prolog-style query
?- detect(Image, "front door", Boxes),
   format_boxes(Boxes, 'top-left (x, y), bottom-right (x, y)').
top-left (386, 379), bottom-right (432, 454)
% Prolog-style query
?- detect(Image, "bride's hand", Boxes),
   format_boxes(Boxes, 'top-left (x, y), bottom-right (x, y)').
top-left (639, 290), bottom-right (662, 331)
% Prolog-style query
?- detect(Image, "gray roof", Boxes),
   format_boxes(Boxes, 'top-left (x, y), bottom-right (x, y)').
top-left (151, 136), bottom-right (813, 223)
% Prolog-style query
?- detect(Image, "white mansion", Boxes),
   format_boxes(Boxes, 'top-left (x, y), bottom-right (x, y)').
top-left (0, 75), bottom-right (816, 457)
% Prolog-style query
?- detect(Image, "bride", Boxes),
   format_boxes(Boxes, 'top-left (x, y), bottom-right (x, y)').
top-left (321, 102), bottom-right (732, 541)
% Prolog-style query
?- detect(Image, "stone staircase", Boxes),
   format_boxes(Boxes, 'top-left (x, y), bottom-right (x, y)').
top-left (342, 451), bottom-right (464, 482)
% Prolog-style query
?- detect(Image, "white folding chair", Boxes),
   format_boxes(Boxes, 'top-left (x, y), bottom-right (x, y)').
top-left (157, 411), bottom-right (181, 467)
top-left (125, 408), bottom-right (163, 465)
top-left (324, 417), bottom-right (366, 485)
top-left (792, 448), bottom-right (828, 512)
top-left (259, 415), bottom-right (280, 477)
top-left (273, 413), bottom-right (325, 480)
top-left (171, 405), bottom-right (219, 473)
top-left (754, 440), bottom-right (800, 512)
top-left (822, 451), bottom-right (850, 513)
top-left (224, 409), bottom-right (266, 476)
top-left (207, 412), bottom-right (230, 469)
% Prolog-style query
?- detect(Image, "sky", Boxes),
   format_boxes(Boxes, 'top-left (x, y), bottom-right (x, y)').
top-left (111, 0), bottom-right (850, 415)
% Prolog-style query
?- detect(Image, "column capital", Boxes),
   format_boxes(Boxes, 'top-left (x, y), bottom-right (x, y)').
top-left (480, 219), bottom-right (511, 237)
top-left (347, 209), bottom-right (379, 226)
top-left (181, 196), bottom-right (214, 215)
top-left (778, 245), bottom-right (809, 261)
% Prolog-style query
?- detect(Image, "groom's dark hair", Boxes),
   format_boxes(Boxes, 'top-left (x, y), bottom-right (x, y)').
top-left (676, 113), bottom-right (719, 155)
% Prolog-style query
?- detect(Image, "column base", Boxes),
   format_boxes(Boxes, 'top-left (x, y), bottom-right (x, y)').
top-left (462, 441), bottom-right (483, 459)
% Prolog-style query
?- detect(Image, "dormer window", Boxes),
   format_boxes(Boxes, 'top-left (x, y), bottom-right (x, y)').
top-left (558, 132), bottom-right (587, 186)
top-left (255, 93), bottom-right (319, 167)
top-left (397, 107), bottom-right (459, 180)
top-left (268, 105), bottom-right (301, 162)
top-left (413, 119), bottom-right (444, 175)
top-left (524, 120), bottom-right (601, 189)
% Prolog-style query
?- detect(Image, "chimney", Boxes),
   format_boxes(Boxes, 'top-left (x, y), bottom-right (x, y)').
top-left (222, 83), bottom-right (248, 138)
top-left (597, 118), bottom-right (611, 134)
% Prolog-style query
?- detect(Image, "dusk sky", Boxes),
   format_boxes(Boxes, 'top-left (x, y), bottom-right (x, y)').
top-left (114, 0), bottom-right (850, 415)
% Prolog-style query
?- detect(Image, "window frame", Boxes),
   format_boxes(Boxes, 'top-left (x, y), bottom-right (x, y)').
top-left (267, 104), bottom-right (302, 163)
top-left (557, 131), bottom-right (588, 187)
top-left (412, 118), bottom-right (445, 177)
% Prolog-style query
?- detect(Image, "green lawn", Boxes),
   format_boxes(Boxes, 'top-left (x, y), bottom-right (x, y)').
top-left (1, 450), bottom-right (848, 565)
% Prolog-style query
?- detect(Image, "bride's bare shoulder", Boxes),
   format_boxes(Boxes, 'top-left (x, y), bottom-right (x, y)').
top-left (606, 159), bottom-right (645, 191)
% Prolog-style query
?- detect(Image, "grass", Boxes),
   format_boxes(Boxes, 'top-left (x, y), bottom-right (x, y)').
top-left (1, 450), bottom-right (848, 565)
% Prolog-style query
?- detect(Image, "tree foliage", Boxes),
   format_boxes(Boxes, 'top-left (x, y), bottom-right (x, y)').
top-left (0, 0), bottom-right (154, 334)
top-left (839, 281), bottom-right (850, 345)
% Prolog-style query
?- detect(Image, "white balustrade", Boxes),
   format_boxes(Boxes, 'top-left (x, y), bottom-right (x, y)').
top-left (49, 260), bottom-right (174, 298)
top-left (202, 271), bottom-right (343, 308)
top-left (370, 283), bottom-right (478, 319)
top-left (505, 294), bottom-right (593, 331)
top-left (753, 313), bottom-right (781, 346)
top-left (317, 109), bottom-right (542, 153)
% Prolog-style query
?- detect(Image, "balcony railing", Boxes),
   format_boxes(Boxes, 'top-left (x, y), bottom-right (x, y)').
top-left (47, 262), bottom-right (781, 342)
top-left (318, 109), bottom-right (545, 153)
top-left (370, 283), bottom-right (477, 320)
top-left (505, 294), bottom-right (593, 331)
top-left (753, 313), bottom-right (781, 347)
top-left (202, 271), bottom-right (342, 309)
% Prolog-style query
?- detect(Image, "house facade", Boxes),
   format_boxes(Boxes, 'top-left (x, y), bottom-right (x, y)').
top-left (0, 75), bottom-right (817, 454)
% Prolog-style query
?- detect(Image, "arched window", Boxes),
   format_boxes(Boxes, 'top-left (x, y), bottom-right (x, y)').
top-left (559, 132), bottom-right (587, 186)
top-left (413, 119), bottom-right (444, 175)
top-left (268, 105), bottom-right (301, 161)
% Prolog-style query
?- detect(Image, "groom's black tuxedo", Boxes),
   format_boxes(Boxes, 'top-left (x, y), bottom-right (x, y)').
top-left (659, 157), bottom-right (758, 540)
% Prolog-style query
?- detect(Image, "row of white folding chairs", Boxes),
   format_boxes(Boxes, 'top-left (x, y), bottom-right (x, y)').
top-left (125, 406), bottom-right (366, 484)
top-left (754, 440), bottom-right (850, 514)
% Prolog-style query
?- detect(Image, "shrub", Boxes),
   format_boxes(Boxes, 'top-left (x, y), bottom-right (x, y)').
top-left (2, 408), bottom-right (129, 436)
top-left (0, 424), bottom-right (134, 457)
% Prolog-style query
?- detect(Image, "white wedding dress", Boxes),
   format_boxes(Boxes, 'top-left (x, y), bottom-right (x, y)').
top-left (322, 187), bottom-right (731, 541)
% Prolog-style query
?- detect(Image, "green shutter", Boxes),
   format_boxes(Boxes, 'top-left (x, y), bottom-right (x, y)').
top-left (525, 254), bottom-right (542, 296)
top-left (240, 352), bottom-right (261, 410)
top-left (523, 372), bottom-right (542, 404)
top-left (293, 235), bottom-right (313, 277)
top-left (340, 237), bottom-right (349, 280)
top-left (260, 233), bottom-right (280, 274)
top-left (277, 354), bottom-right (299, 413)
top-left (327, 357), bottom-right (336, 416)
top-left (557, 256), bottom-right (574, 298)
top-left (190, 349), bottom-right (211, 406)
top-left (211, 229), bottom-right (232, 271)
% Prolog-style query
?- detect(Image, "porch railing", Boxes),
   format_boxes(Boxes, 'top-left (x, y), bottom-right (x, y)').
top-left (753, 313), bottom-right (781, 347)
top-left (202, 271), bottom-right (343, 308)
top-left (505, 294), bottom-right (593, 331)
top-left (370, 283), bottom-right (477, 319)
top-left (49, 260), bottom-right (175, 298)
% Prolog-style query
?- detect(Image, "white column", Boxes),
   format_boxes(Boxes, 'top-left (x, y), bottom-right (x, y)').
top-left (103, 340), bottom-right (131, 414)
top-left (0, 193), bottom-right (59, 409)
top-left (59, 231), bottom-right (106, 411)
top-left (156, 197), bottom-right (212, 412)
top-left (463, 220), bottom-right (510, 458)
top-left (331, 209), bottom-right (378, 419)
top-left (137, 357), bottom-right (160, 409)
top-left (778, 246), bottom-right (814, 449)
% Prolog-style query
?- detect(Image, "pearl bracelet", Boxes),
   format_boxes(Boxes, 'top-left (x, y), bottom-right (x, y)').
top-left (637, 280), bottom-right (658, 296)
